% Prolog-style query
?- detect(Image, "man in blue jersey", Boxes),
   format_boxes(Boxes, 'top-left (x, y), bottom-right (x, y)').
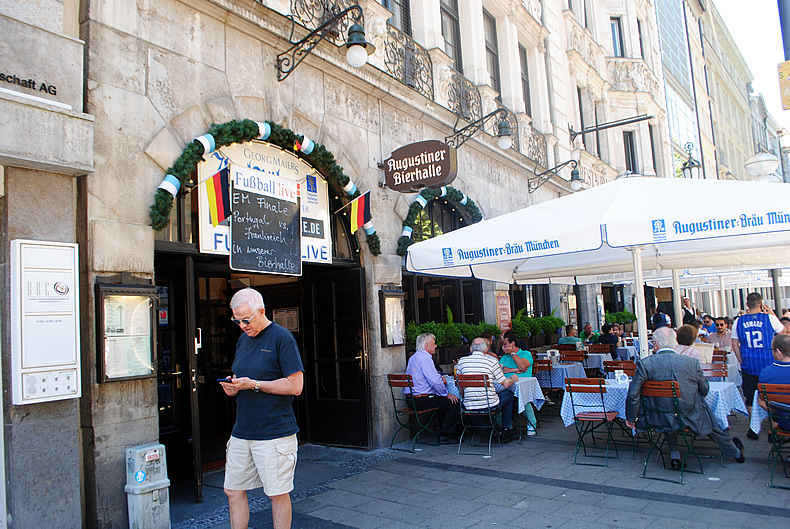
top-left (220, 288), bottom-right (304, 529)
top-left (732, 292), bottom-right (783, 441)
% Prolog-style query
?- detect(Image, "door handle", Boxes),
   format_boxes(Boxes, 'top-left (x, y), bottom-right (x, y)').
top-left (195, 328), bottom-right (202, 350)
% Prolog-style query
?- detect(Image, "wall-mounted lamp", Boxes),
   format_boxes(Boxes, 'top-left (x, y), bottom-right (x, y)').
top-left (681, 142), bottom-right (702, 179)
top-left (276, 4), bottom-right (375, 82)
top-left (528, 159), bottom-right (581, 193)
top-left (444, 108), bottom-right (512, 151)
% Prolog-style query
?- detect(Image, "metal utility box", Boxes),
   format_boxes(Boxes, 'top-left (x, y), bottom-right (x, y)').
top-left (125, 443), bottom-right (171, 529)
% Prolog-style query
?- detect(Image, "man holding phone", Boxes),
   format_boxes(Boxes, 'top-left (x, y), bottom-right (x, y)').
top-left (732, 292), bottom-right (783, 441)
top-left (219, 288), bottom-right (304, 529)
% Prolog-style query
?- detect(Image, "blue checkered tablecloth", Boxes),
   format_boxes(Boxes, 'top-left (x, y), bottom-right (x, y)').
top-left (560, 381), bottom-right (747, 430)
top-left (535, 362), bottom-right (586, 390)
top-left (749, 390), bottom-right (770, 434)
top-left (616, 346), bottom-right (637, 361)
top-left (560, 382), bottom-right (629, 426)
top-left (443, 376), bottom-right (545, 415)
top-left (584, 353), bottom-right (609, 371)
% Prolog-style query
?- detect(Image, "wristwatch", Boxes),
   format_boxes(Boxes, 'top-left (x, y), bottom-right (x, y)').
top-left (253, 380), bottom-right (261, 392)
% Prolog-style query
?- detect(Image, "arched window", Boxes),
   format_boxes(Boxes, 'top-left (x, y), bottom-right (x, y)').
top-left (403, 200), bottom-right (482, 326)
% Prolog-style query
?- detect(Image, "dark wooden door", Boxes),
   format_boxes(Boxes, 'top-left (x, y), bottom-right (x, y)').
top-left (301, 265), bottom-right (370, 447)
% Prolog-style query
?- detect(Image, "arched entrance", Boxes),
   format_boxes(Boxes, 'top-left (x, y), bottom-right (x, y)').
top-left (153, 124), bottom-right (371, 501)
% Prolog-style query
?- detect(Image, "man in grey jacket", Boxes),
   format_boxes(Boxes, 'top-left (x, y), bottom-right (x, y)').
top-left (625, 327), bottom-right (745, 469)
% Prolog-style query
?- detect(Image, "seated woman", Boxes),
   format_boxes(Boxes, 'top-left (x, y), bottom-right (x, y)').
top-left (675, 324), bottom-right (705, 363)
top-left (499, 330), bottom-right (537, 435)
top-left (598, 323), bottom-right (621, 354)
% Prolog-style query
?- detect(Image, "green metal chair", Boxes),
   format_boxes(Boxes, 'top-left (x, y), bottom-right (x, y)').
top-left (456, 374), bottom-right (507, 457)
top-left (387, 374), bottom-right (440, 452)
top-left (758, 383), bottom-right (790, 489)
top-left (565, 377), bottom-right (620, 466)
top-left (639, 380), bottom-right (704, 484)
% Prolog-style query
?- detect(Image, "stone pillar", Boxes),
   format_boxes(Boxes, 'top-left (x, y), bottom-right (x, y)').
top-left (497, 15), bottom-right (523, 113)
top-left (458, 0), bottom-right (487, 85)
top-left (410, 0), bottom-right (442, 50)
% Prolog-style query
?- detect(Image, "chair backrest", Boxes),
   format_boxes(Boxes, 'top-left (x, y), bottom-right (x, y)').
top-left (700, 363), bottom-right (727, 378)
top-left (564, 377), bottom-right (608, 416)
top-left (388, 373), bottom-right (415, 389)
top-left (711, 353), bottom-right (727, 364)
top-left (559, 352), bottom-right (586, 363)
top-left (639, 380), bottom-right (684, 430)
top-left (603, 360), bottom-right (636, 376)
top-left (623, 337), bottom-right (635, 347)
top-left (455, 373), bottom-right (496, 411)
top-left (557, 344), bottom-right (578, 352)
top-left (387, 373), bottom-right (418, 412)
top-left (535, 359), bottom-right (553, 372)
top-left (758, 383), bottom-right (790, 432)
top-left (589, 343), bottom-right (613, 355)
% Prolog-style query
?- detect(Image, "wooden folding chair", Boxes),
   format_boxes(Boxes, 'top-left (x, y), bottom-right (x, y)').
top-left (638, 381), bottom-right (703, 484)
top-left (758, 383), bottom-right (790, 489)
top-left (603, 361), bottom-right (636, 377)
top-left (387, 374), bottom-right (440, 452)
top-left (700, 363), bottom-right (727, 381)
top-left (456, 374), bottom-right (507, 457)
top-left (559, 352), bottom-right (586, 363)
top-left (564, 378), bottom-right (620, 466)
top-left (589, 343), bottom-right (614, 358)
top-left (557, 344), bottom-right (578, 352)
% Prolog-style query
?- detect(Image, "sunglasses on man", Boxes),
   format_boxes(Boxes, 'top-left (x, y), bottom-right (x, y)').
top-left (231, 312), bottom-right (259, 326)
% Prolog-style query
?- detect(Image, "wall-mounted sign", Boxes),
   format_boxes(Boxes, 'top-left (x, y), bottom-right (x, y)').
top-left (197, 142), bottom-right (331, 264)
top-left (229, 165), bottom-right (302, 275)
top-left (383, 140), bottom-right (457, 192)
top-left (495, 292), bottom-right (512, 332)
top-left (11, 240), bottom-right (81, 404)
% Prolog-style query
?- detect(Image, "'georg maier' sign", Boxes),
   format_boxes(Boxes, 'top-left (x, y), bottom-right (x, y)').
top-left (384, 140), bottom-right (457, 192)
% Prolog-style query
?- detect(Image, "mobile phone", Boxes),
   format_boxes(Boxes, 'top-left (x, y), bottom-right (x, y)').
top-left (217, 377), bottom-right (231, 382)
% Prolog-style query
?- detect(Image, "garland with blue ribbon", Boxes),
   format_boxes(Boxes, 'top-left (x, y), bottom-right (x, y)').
top-left (151, 119), bottom-right (380, 255)
top-left (396, 186), bottom-right (482, 256)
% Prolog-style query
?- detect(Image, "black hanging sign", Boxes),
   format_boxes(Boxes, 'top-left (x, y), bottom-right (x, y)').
top-left (229, 164), bottom-right (302, 275)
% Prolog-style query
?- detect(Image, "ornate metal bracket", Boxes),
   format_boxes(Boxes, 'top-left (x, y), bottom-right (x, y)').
top-left (569, 114), bottom-right (653, 143)
top-left (444, 108), bottom-right (511, 150)
top-left (528, 159), bottom-right (580, 193)
top-left (276, 4), bottom-right (366, 82)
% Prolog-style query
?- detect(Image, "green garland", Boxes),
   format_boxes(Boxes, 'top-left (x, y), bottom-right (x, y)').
top-left (150, 119), bottom-right (380, 255)
top-left (396, 186), bottom-right (482, 256)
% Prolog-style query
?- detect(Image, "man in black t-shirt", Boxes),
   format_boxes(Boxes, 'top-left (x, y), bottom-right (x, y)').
top-left (220, 288), bottom-right (304, 529)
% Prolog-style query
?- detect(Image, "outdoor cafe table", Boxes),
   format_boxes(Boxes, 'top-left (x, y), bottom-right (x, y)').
top-left (584, 353), bottom-right (610, 372)
top-left (444, 375), bottom-right (545, 415)
top-left (616, 346), bottom-right (637, 361)
top-left (560, 380), bottom-right (748, 430)
top-left (749, 390), bottom-right (771, 435)
top-left (535, 362), bottom-right (586, 390)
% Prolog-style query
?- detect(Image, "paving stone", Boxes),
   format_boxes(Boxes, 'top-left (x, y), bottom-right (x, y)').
top-left (311, 489), bottom-right (375, 509)
top-left (463, 504), bottom-right (524, 525)
top-left (511, 497), bottom-right (564, 515)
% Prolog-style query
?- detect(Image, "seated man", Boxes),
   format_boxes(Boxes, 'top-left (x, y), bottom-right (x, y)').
top-left (758, 334), bottom-right (790, 431)
top-left (701, 315), bottom-right (716, 336)
top-left (406, 333), bottom-right (460, 444)
top-left (579, 322), bottom-right (599, 344)
top-left (598, 323), bottom-right (620, 353)
top-left (625, 327), bottom-right (745, 469)
top-left (707, 317), bottom-right (733, 351)
top-left (558, 325), bottom-right (583, 345)
top-left (458, 338), bottom-right (519, 441)
top-left (500, 331), bottom-right (537, 435)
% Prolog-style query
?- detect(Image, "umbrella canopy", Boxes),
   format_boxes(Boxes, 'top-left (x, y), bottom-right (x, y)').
top-left (406, 177), bottom-right (790, 355)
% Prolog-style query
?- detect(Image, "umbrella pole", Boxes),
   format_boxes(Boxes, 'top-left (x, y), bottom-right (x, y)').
top-left (719, 275), bottom-right (727, 318)
top-left (672, 269), bottom-right (683, 329)
top-left (629, 247), bottom-right (649, 358)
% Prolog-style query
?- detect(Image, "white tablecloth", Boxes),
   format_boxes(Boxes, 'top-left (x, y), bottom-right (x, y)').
top-left (749, 390), bottom-right (770, 434)
top-left (584, 353), bottom-right (610, 372)
top-left (560, 380), bottom-right (747, 430)
top-left (616, 346), bottom-right (637, 361)
top-left (535, 362), bottom-right (586, 389)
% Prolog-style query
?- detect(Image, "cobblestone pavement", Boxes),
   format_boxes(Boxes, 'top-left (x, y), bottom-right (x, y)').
top-left (171, 411), bottom-right (788, 528)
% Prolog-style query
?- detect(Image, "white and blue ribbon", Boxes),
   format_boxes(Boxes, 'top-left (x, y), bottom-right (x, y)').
top-left (193, 134), bottom-right (216, 155)
top-left (158, 174), bottom-right (181, 197)
top-left (299, 136), bottom-right (315, 155)
top-left (415, 195), bottom-right (428, 208)
top-left (363, 221), bottom-right (375, 236)
top-left (459, 193), bottom-right (468, 205)
top-left (439, 186), bottom-right (448, 197)
top-left (256, 122), bottom-right (271, 140)
top-left (401, 226), bottom-right (413, 238)
top-left (343, 181), bottom-right (358, 195)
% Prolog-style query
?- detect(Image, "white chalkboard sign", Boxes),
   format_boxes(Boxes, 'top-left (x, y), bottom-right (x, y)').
top-left (229, 165), bottom-right (302, 275)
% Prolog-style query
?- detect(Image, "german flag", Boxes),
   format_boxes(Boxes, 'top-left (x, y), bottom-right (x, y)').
top-left (349, 191), bottom-right (371, 234)
top-left (206, 167), bottom-right (231, 227)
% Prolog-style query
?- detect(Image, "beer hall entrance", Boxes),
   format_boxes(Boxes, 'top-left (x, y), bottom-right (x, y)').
top-left (153, 137), bottom-right (370, 501)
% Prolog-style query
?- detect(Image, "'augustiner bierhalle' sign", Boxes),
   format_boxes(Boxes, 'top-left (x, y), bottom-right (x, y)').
top-left (384, 140), bottom-right (457, 192)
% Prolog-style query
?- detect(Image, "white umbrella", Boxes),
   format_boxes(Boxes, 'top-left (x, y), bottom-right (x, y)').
top-left (406, 177), bottom-right (790, 356)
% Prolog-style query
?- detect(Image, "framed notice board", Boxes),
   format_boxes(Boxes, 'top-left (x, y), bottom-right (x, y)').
top-left (95, 284), bottom-right (157, 382)
top-left (229, 165), bottom-right (302, 275)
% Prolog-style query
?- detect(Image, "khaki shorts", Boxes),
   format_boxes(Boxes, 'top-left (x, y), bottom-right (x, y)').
top-left (223, 434), bottom-right (298, 496)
